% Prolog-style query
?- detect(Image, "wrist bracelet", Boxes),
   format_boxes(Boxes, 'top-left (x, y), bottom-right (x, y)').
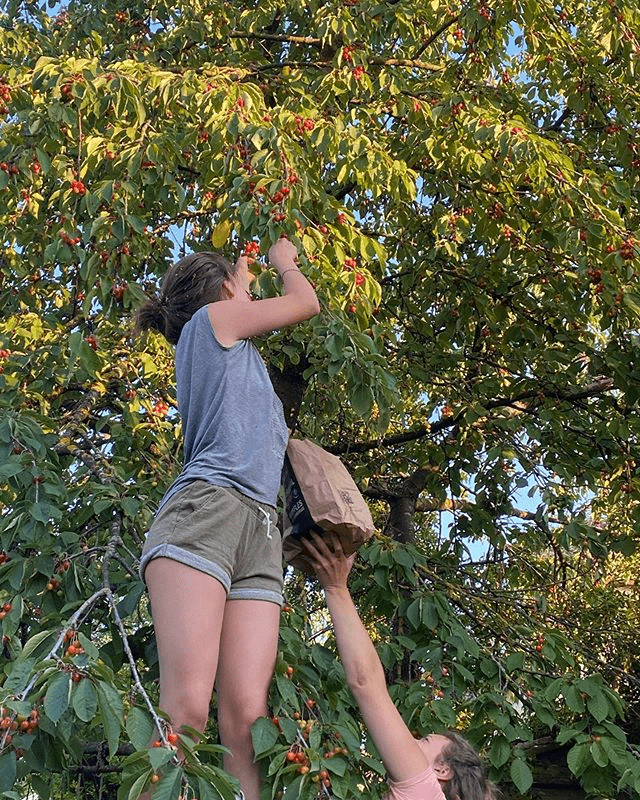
top-left (280, 268), bottom-right (301, 278)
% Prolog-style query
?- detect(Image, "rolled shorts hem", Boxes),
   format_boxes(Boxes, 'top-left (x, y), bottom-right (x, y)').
top-left (227, 587), bottom-right (283, 605)
top-left (140, 543), bottom-right (284, 606)
top-left (140, 543), bottom-right (231, 591)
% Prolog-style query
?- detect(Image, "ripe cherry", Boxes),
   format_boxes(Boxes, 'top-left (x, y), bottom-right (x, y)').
top-left (111, 282), bottom-right (126, 302)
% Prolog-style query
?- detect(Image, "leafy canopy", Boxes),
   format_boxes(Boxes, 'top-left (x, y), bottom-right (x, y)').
top-left (0, 1), bottom-right (639, 798)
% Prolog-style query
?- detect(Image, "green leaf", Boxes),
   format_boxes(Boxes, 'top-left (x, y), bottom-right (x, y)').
top-left (29, 774), bottom-right (51, 800)
top-left (587, 692), bottom-right (610, 723)
top-left (489, 735), bottom-right (511, 768)
top-left (120, 770), bottom-right (149, 800)
top-left (406, 598), bottom-right (421, 629)
top-left (0, 751), bottom-right (16, 792)
top-left (504, 652), bottom-right (525, 672)
top-left (72, 677), bottom-right (99, 722)
top-left (510, 758), bottom-right (533, 793)
top-left (96, 680), bottom-right (123, 756)
top-left (251, 716), bottom-right (280, 758)
top-left (149, 767), bottom-right (182, 800)
top-left (77, 631), bottom-right (100, 661)
top-left (544, 678), bottom-right (564, 701)
top-left (274, 672), bottom-right (298, 706)
top-left (563, 684), bottom-right (585, 713)
top-left (126, 214), bottom-right (146, 234)
top-left (278, 716), bottom-right (298, 743)
top-left (126, 706), bottom-right (156, 751)
top-left (3, 657), bottom-right (35, 693)
top-left (29, 501), bottom-right (54, 523)
top-left (567, 742), bottom-right (590, 776)
top-left (531, 700), bottom-right (556, 729)
top-left (590, 739), bottom-right (609, 768)
top-left (350, 383), bottom-right (373, 416)
top-left (44, 672), bottom-right (71, 723)
top-left (391, 547), bottom-right (415, 570)
top-left (420, 600), bottom-right (439, 630)
top-left (622, 291), bottom-right (640, 317)
top-left (149, 746), bottom-right (175, 772)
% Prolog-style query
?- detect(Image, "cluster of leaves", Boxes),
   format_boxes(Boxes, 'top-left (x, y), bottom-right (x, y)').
top-left (256, 540), bottom-right (640, 799)
top-left (1, 0), bottom-right (639, 799)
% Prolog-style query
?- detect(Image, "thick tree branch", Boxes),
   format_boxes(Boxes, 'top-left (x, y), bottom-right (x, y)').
top-left (327, 378), bottom-right (615, 455)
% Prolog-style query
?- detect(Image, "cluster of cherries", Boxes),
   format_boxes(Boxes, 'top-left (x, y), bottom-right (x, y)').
top-left (620, 237), bottom-right (636, 260)
top-left (0, 705), bottom-right (40, 749)
top-left (70, 179), bottom-right (86, 195)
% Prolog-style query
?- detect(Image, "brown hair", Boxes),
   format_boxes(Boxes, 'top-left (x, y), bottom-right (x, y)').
top-left (134, 252), bottom-right (236, 344)
top-left (440, 732), bottom-right (498, 800)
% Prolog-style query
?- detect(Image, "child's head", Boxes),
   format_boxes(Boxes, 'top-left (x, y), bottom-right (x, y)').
top-left (422, 732), bottom-right (497, 800)
top-left (135, 251), bottom-right (236, 344)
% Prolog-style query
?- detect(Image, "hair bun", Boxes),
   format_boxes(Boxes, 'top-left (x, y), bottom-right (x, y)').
top-left (134, 296), bottom-right (166, 337)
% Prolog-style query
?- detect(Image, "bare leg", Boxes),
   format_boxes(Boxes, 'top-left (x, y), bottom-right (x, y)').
top-left (215, 599), bottom-right (280, 800)
top-left (145, 559), bottom-right (227, 735)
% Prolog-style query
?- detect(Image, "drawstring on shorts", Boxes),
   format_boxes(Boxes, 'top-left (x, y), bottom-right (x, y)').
top-left (258, 506), bottom-right (273, 539)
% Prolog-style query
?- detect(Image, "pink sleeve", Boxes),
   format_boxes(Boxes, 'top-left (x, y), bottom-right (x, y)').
top-left (384, 766), bottom-right (447, 800)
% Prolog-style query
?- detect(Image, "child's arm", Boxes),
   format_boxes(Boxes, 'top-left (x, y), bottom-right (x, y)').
top-left (301, 532), bottom-right (429, 783)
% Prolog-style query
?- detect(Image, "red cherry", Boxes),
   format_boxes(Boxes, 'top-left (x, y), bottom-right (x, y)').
top-left (111, 282), bottom-right (127, 301)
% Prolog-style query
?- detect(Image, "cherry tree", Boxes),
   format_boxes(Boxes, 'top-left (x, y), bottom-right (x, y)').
top-left (1, 1), bottom-right (639, 798)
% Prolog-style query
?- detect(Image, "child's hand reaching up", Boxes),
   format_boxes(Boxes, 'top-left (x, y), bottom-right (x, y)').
top-left (300, 531), bottom-right (356, 590)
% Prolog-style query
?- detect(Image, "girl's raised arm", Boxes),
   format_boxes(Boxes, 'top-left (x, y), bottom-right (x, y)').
top-left (208, 239), bottom-right (320, 346)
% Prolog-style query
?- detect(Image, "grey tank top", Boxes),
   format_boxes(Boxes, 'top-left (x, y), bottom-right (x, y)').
top-left (157, 304), bottom-right (289, 510)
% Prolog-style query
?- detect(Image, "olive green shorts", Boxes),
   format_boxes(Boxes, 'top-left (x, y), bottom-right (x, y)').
top-left (140, 480), bottom-right (283, 605)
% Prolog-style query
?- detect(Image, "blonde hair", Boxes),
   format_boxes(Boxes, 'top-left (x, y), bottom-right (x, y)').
top-left (440, 732), bottom-right (498, 800)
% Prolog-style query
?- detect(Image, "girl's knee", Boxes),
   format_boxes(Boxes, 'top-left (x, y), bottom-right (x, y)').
top-left (162, 690), bottom-right (212, 734)
top-left (218, 698), bottom-right (264, 741)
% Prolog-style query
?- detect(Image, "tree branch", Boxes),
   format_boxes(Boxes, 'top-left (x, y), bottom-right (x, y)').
top-left (327, 378), bottom-right (615, 455)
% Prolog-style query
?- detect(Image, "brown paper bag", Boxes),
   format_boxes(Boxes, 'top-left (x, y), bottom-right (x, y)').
top-left (281, 437), bottom-right (375, 571)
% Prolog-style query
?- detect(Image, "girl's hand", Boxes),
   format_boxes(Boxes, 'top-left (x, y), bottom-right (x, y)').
top-left (235, 253), bottom-right (250, 271)
top-left (301, 531), bottom-right (356, 590)
top-left (268, 238), bottom-right (298, 273)
top-left (208, 236), bottom-right (318, 345)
